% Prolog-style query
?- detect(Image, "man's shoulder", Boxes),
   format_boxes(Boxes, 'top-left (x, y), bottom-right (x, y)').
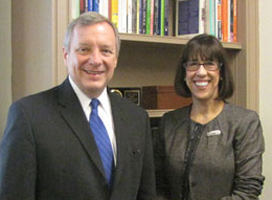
top-left (12, 85), bottom-right (60, 109)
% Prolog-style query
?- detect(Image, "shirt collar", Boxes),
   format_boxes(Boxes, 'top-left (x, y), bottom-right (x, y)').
top-left (68, 76), bottom-right (111, 113)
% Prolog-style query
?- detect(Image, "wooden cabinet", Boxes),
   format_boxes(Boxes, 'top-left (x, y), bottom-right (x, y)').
top-left (52, 0), bottom-right (259, 115)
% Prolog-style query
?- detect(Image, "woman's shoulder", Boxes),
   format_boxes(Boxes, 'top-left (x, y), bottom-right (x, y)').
top-left (221, 102), bottom-right (260, 122)
top-left (224, 103), bottom-right (258, 115)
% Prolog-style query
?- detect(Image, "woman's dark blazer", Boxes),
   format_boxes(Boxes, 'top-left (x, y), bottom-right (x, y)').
top-left (0, 78), bottom-right (156, 200)
top-left (155, 103), bottom-right (265, 200)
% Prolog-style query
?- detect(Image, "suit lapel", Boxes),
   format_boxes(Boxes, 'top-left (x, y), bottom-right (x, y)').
top-left (109, 93), bottom-right (130, 187)
top-left (57, 79), bottom-right (105, 177)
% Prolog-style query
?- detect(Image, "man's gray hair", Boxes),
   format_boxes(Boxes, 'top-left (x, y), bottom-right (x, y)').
top-left (63, 12), bottom-right (120, 56)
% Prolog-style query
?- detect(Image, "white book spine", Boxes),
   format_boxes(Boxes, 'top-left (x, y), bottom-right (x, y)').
top-left (199, 0), bottom-right (206, 34)
top-left (99, 0), bottom-right (109, 18)
top-left (118, 0), bottom-right (128, 33)
top-left (127, 0), bottom-right (133, 33)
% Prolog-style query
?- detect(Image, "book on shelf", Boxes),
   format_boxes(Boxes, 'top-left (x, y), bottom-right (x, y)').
top-left (146, 0), bottom-right (151, 34)
top-left (205, 0), bottom-right (216, 36)
top-left (232, 0), bottom-right (237, 42)
top-left (80, 0), bottom-right (86, 14)
top-left (215, 0), bottom-right (222, 40)
top-left (141, 0), bottom-right (147, 34)
top-left (164, 0), bottom-right (169, 36)
top-left (175, 0), bottom-right (206, 38)
top-left (136, 0), bottom-right (141, 34)
top-left (153, 0), bottom-right (161, 35)
top-left (118, 0), bottom-right (127, 33)
top-left (139, 0), bottom-right (144, 34)
top-left (160, 0), bottom-right (165, 36)
top-left (111, 0), bottom-right (119, 28)
top-left (93, 0), bottom-right (99, 12)
top-left (72, 0), bottom-right (238, 40)
top-left (132, 0), bottom-right (137, 33)
top-left (229, 0), bottom-right (237, 42)
top-left (72, 0), bottom-right (80, 19)
top-left (99, 0), bottom-right (109, 18)
top-left (221, 0), bottom-right (228, 41)
top-left (127, 0), bottom-right (133, 33)
top-left (88, 0), bottom-right (93, 11)
top-left (150, 0), bottom-right (155, 35)
top-left (108, 0), bottom-right (112, 20)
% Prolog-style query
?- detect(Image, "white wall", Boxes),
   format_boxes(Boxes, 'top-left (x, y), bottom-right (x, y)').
top-left (12, 0), bottom-right (54, 101)
top-left (259, 1), bottom-right (272, 199)
top-left (0, 0), bottom-right (12, 136)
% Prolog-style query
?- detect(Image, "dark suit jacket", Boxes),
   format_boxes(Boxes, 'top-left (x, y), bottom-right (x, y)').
top-left (155, 103), bottom-right (264, 200)
top-left (0, 78), bottom-right (156, 200)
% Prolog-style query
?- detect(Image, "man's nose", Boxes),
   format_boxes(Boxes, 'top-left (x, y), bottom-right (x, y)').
top-left (88, 50), bottom-right (102, 66)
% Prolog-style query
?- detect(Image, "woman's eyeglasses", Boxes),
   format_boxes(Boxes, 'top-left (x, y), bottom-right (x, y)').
top-left (183, 61), bottom-right (222, 71)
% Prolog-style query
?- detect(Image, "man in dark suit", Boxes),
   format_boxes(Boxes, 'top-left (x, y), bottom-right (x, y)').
top-left (0, 12), bottom-right (156, 200)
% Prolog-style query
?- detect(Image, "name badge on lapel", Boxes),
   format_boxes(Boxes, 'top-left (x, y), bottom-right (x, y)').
top-left (206, 130), bottom-right (221, 137)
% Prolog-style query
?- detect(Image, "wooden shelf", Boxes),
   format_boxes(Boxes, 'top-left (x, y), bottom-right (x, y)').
top-left (120, 33), bottom-right (242, 50)
top-left (51, 0), bottom-right (259, 112)
top-left (147, 109), bottom-right (174, 118)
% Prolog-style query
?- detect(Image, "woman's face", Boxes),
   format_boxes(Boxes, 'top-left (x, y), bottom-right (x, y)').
top-left (184, 59), bottom-right (221, 102)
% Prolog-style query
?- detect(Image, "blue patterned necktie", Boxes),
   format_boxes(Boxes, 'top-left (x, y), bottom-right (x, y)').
top-left (89, 99), bottom-right (114, 187)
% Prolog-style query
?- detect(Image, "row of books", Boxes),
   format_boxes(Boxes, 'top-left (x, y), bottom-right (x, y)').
top-left (72, 0), bottom-right (171, 36)
top-left (72, 0), bottom-right (237, 42)
top-left (176, 0), bottom-right (237, 42)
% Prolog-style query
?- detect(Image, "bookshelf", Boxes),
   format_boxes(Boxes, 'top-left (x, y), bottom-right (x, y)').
top-left (51, 0), bottom-right (259, 116)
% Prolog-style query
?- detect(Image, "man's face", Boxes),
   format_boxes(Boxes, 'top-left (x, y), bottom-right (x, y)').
top-left (63, 22), bottom-right (118, 98)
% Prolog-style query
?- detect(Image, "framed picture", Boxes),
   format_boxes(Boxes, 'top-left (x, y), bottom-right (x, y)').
top-left (124, 89), bottom-right (141, 106)
top-left (110, 87), bottom-right (141, 106)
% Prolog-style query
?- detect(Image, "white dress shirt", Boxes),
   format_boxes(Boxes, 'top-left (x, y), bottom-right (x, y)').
top-left (69, 76), bottom-right (117, 165)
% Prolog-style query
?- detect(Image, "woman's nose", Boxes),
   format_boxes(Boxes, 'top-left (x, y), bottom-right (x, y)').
top-left (196, 64), bottom-right (208, 76)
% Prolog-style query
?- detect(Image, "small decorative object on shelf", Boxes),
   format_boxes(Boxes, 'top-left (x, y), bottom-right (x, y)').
top-left (110, 87), bottom-right (141, 106)
top-left (142, 85), bottom-right (192, 109)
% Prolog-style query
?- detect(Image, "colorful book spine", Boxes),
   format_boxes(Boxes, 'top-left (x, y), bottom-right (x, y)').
top-left (111, 0), bottom-right (118, 28)
top-left (215, 0), bottom-right (222, 40)
top-left (80, 0), bottom-right (86, 14)
top-left (108, 0), bottom-right (112, 21)
top-left (160, 0), bottom-right (165, 36)
top-left (132, 0), bottom-right (137, 33)
top-left (146, 0), bottom-right (151, 34)
top-left (88, 0), bottom-right (93, 11)
top-left (93, 0), bottom-right (99, 12)
top-left (138, 0), bottom-right (143, 34)
top-left (153, 0), bottom-right (160, 35)
top-left (85, 0), bottom-right (88, 12)
top-left (209, 0), bottom-right (216, 36)
top-left (136, 0), bottom-right (140, 33)
top-left (164, 0), bottom-right (169, 36)
top-left (142, 0), bottom-right (147, 34)
top-left (176, 0), bottom-right (205, 38)
top-left (222, 0), bottom-right (228, 41)
top-left (150, 0), bottom-right (155, 35)
top-left (233, 0), bottom-right (237, 42)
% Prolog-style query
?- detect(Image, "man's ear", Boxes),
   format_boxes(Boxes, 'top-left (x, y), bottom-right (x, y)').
top-left (63, 47), bottom-right (69, 66)
top-left (114, 57), bottom-right (118, 68)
